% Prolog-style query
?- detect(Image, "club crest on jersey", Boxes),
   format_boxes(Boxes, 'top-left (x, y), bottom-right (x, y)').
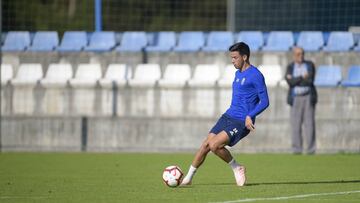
top-left (236, 78), bottom-right (240, 83)
top-left (241, 77), bottom-right (246, 85)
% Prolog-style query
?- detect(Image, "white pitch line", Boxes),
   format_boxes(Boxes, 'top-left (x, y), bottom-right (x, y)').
top-left (0, 196), bottom-right (48, 199)
top-left (210, 190), bottom-right (360, 203)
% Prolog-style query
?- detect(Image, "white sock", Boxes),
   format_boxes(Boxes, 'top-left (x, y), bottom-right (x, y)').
top-left (183, 165), bottom-right (197, 182)
top-left (228, 158), bottom-right (240, 170)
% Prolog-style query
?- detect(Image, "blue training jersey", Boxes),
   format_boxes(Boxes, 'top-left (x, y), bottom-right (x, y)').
top-left (225, 65), bottom-right (269, 122)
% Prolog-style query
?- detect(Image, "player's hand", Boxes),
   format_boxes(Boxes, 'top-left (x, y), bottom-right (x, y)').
top-left (245, 116), bottom-right (255, 131)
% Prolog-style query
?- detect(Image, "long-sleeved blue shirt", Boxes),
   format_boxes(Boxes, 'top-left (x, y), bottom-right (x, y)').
top-left (225, 65), bottom-right (269, 122)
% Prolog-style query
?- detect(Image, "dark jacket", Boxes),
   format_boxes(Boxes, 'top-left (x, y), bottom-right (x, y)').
top-left (285, 60), bottom-right (317, 106)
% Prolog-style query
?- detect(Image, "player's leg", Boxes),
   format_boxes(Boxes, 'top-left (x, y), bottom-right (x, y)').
top-left (191, 134), bottom-right (214, 167)
top-left (182, 132), bottom-right (230, 185)
top-left (181, 115), bottom-right (227, 186)
top-left (208, 130), bottom-right (246, 186)
top-left (181, 134), bottom-right (213, 185)
top-left (208, 131), bottom-right (232, 162)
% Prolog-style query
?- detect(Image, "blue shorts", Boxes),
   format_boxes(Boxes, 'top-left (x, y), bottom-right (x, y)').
top-left (209, 114), bottom-right (250, 147)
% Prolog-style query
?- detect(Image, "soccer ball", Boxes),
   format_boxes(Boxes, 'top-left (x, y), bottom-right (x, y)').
top-left (162, 165), bottom-right (183, 187)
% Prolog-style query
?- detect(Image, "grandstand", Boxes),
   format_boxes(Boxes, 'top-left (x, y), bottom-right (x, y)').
top-left (1, 0), bottom-right (360, 153)
top-left (1, 29), bottom-right (360, 153)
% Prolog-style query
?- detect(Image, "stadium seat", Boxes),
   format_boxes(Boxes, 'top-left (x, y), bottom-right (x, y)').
top-left (262, 31), bottom-right (294, 51)
top-left (354, 45), bottom-right (360, 51)
top-left (322, 32), bottom-right (331, 44)
top-left (68, 64), bottom-right (102, 116)
top-left (1, 31), bottom-right (31, 51)
top-left (99, 64), bottom-right (132, 87)
top-left (1, 32), bottom-right (7, 45)
top-left (158, 64), bottom-right (191, 87)
top-left (237, 31), bottom-right (264, 52)
top-left (145, 32), bottom-right (176, 52)
top-left (218, 64), bottom-right (236, 113)
top-left (293, 32), bottom-right (300, 44)
top-left (342, 66), bottom-right (360, 87)
top-left (353, 37), bottom-right (360, 51)
top-left (296, 31), bottom-right (324, 51)
top-left (217, 64), bottom-right (237, 87)
top-left (202, 31), bottom-right (234, 52)
top-left (128, 64), bottom-right (161, 87)
top-left (116, 31), bottom-right (148, 52)
top-left (40, 64), bottom-right (73, 115)
top-left (173, 31), bottom-right (205, 52)
top-left (69, 64), bottom-right (102, 87)
top-left (314, 65), bottom-right (342, 87)
top-left (187, 64), bottom-right (219, 117)
top-left (323, 32), bottom-right (354, 51)
top-left (11, 64), bottom-right (43, 86)
top-left (28, 31), bottom-right (59, 51)
top-left (188, 64), bottom-right (220, 87)
top-left (40, 64), bottom-right (73, 87)
top-left (57, 31), bottom-right (88, 52)
top-left (1, 64), bottom-right (13, 85)
top-left (257, 65), bottom-right (283, 87)
top-left (98, 64), bottom-right (132, 116)
top-left (158, 64), bottom-right (191, 116)
top-left (11, 64), bottom-right (43, 115)
top-left (84, 31), bottom-right (116, 52)
top-left (146, 32), bottom-right (155, 46)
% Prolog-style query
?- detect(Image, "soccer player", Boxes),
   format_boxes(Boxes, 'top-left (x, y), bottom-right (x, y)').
top-left (181, 42), bottom-right (269, 186)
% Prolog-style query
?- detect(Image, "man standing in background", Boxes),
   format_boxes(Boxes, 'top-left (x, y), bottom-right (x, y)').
top-left (285, 47), bottom-right (317, 154)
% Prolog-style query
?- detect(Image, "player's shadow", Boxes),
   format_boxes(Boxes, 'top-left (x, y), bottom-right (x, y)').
top-left (197, 179), bottom-right (360, 186)
top-left (246, 179), bottom-right (360, 186)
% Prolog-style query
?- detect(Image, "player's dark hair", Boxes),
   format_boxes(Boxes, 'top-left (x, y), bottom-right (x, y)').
top-left (229, 42), bottom-right (250, 59)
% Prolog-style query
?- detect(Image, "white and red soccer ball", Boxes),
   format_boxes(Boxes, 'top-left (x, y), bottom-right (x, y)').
top-left (162, 165), bottom-right (183, 187)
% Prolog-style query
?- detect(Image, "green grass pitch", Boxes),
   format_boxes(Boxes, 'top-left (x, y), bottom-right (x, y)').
top-left (1, 153), bottom-right (360, 202)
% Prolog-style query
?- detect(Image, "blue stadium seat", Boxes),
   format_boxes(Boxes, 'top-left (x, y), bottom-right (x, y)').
top-left (262, 31), bottom-right (294, 51)
top-left (293, 32), bottom-right (300, 45)
top-left (173, 31), bottom-right (205, 52)
top-left (28, 31), bottom-right (59, 51)
top-left (1, 31), bottom-right (30, 51)
top-left (146, 32), bottom-right (156, 47)
top-left (202, 31), bottom-right (234, 52)
top-left (116, 31), bottom-right (148, 52)
top-left (237, 31), bottom-right (264, 52)
top-left (354, 37), bottom-right (360, 52)
top-left (84, 31), bottom-right (116, 52)
top-left (314, 65), bottom-right (342, 87)
top-left (323, 32), bottom-right (354, 52)
top-left (57, 31), bottom-right (88, 52)
top-left (342, 66), bottom-right (360, 87)
top-left (1, 32), bottom-right (7, 45)
top-left (355, 45), bottom-right (360, 52)
top-left (145, 32), bottom-right (175, 52)
top-left (322, 32), bottom-right (331, 44)
top-left (297, 31), bottom-right (324, 51)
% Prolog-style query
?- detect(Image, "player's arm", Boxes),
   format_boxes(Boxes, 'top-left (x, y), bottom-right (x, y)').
top-left (246, 73), bottom-right (270, 130)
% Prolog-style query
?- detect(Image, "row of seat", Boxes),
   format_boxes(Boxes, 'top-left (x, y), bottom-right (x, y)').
top-left (2, 63), bottom-right (360, 87)
top-left (1, 31), bottom-right (359, 52)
